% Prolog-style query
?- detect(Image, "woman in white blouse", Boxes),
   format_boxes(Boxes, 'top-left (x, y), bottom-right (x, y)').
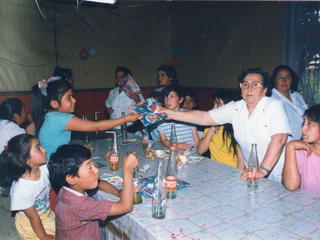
top-left (268, 65), bottom-right (307, 140)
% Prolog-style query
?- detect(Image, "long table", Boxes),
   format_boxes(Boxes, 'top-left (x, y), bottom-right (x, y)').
top-left (72, 132), bottom-right (320, 240)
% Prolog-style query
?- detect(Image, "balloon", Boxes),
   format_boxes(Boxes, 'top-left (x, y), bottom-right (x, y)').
top-left (79, 48), bottom-right (89, 60)
top-left (172, 44), bottom-right (181, 54)
top-left (170, 56), bottom-right (179, 67)
top-left (88, 46), bottom-right (97, 57)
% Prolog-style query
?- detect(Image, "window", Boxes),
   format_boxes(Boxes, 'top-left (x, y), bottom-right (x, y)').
top-left (284, 2), bottom-right (320, 105)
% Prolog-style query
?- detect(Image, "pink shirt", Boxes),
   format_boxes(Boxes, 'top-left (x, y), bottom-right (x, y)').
top-left (296, 150), bottom-right (320, 195)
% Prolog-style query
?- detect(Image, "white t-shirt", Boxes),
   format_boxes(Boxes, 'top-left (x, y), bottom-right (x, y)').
top-left (0, 120), bottom-right (25, 154)
top-left (271, 88), bottom-right (307, 140)
top-left (105, 87), bottom-right (144, 129)
top-left (11, 165), bottom-right (51, 215)
top-left (208, 97), bottom-right (291, 182)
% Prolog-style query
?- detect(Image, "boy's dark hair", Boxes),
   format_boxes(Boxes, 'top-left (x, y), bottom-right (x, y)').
top-left (48, 144), bottom-right (91, 188)
top-left (0, 98), bottom-right (24, 123)
top-left (162, 84), bottom-right (185, 99)
top-left (183, 87), bottom-right (199, 103)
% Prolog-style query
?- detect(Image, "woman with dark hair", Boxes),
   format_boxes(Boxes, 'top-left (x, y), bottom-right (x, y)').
top-left (268, 65), bottom-right (307, 140)
top-left (197, 91), bottom-right (244, 169)
top-left (162, 68), bottom-right (291, 183)
top-left (155, 64), bottom-right (178, 92)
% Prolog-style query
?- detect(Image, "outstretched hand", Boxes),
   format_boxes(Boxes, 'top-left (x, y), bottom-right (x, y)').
top-left (125, 112), bottom-right (144, 123)
top-left (160, 107), bottom-right (175, 120)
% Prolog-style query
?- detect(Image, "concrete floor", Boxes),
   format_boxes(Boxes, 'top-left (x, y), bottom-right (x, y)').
top-left (0, 195), bottom-right (21, 240)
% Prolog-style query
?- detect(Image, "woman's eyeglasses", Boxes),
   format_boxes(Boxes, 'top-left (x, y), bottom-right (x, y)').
top-left (240, 82), bottom-right (263, 89)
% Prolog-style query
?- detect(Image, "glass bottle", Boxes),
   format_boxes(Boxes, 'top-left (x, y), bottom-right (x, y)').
top-left (247, 143), bottom-right (259, 189)
top-left (141, 128), bottom-right (149, 151)
top-left (121, 112), bottom-right (127, 139)
top-left (166, 150), bottom-right (177, 199)
top-left (133, 168), bottom-right (142, 205)
top-left (169, 125), bottom-right (178, 151)
top-left (152, 159), bottom-right (167, 219)
top-left (109, 135), bottom-right (119, 171)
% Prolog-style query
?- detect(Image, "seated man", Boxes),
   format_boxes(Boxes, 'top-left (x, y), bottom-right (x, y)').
top-left (105, 66), bottom-right (144, 130)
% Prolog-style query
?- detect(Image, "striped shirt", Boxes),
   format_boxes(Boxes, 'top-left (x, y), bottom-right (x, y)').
top-left (158, 120), bottom-right (197, 153)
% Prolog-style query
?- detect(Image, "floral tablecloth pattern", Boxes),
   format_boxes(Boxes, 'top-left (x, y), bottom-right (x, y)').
top-left (73, 134), bottom-right (320, 240)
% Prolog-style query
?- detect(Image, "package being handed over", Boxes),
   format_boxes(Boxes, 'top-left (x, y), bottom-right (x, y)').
top-left (117, 74), bottom-right (142, 98)
top-left (129, 98), bottom-right (167, 127)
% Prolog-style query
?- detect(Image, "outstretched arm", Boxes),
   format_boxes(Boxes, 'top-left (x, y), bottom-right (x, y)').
top-left (65, 112), bottom-right (143, 132)
top-left (161, 109), bottom-right (218, 126)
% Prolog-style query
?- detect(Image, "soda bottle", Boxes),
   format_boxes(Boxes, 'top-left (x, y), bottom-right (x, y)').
top-left (121, 112), bottom-right (128, 139)
top-left (141, 128), bottom-right (149, 151)
top-left (109, 136), bottom-right (119, 171)
top-left (166, 150), bottom-right (177, 199)
top-left (152, 159), bottom-right (167, 219)
top-left (169, 125), bottom-right (178, 151)
top-left (247, 143), bottom-right (259, 189)
top-left (133, 168), bottom-right (142, 205)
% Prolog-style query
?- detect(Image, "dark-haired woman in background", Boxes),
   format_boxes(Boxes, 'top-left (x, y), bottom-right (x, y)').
top-left (268, 65), bottom-right (307, 140)
top-left (154, 64), bottom-right (178, 92)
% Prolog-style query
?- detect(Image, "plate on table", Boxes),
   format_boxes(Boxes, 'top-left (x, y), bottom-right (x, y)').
top-left (188, 155), bottom-right (206, 164)
top-left (119, 138), bottom-right (140, 145)
top-left (100, 175), bottom-right (123, 186)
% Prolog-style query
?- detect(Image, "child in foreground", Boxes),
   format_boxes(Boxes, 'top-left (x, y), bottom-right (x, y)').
top-left (282, 104), bottom-right (320, 195)
top-left (0, 134), bottom-right (55, 239)
top-left (158, 84), bottom-right (199, 152)
top-left (48, 144), bottom-right (139, 239)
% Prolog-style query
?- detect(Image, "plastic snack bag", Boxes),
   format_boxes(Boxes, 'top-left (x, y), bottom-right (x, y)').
top-left (118, 74), bottom-right (142, 98)
top-left (129, 98), bottom-right (168, 127)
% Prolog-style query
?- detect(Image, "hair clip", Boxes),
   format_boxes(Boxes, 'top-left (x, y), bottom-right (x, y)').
top-left (4, 146), bottom-right (9, 150)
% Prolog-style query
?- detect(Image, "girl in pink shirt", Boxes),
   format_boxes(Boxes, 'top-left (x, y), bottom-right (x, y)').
top-left (283, 104), bottom-right (320, 194)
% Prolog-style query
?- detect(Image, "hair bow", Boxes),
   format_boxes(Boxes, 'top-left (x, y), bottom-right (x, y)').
top-left (37, 76), bottom-right (61, 96)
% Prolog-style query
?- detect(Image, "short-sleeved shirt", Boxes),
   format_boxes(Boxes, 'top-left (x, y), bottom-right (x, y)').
top-left (0, 120), bottom-right (25, 154)
top-left (105, 87), bottom-right (144, 129)
top-left (271, 88), bottom-right (307, 140)
top-left (11, 165), bottom-right (51, 215)
top-left (55, 187), bottom-right (112, 240)
top-left (158, 119), bottom-right (197, 153)
top-left (296, 150), bottom-right (320, 195)
top-left (208, 97), bottom-right (291, 182)
top-left (39, 111), bottom-right (74, 160)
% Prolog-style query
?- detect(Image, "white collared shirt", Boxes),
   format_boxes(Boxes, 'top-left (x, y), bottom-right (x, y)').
top-left (208, 97), bottom-right (291, 183)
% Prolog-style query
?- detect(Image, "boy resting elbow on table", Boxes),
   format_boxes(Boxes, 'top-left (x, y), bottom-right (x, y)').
top-left (158, 84), bottom-right (199, 153)
top-left (48, 144), bottom-right (139, 240)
